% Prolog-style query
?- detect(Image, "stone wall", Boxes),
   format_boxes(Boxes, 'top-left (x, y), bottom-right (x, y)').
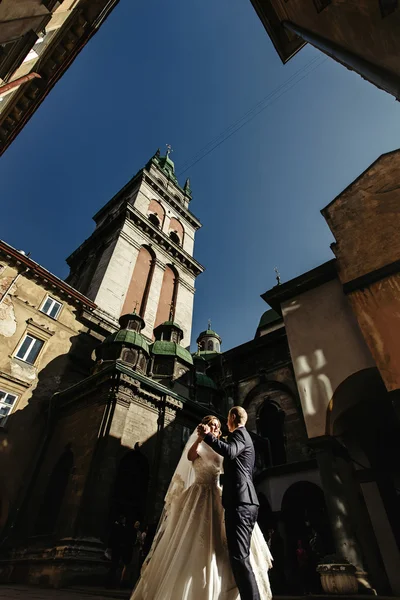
top-left (0, 260), bottom-right (96, 531)
top-left (322, 151), bottom-right (400, 392)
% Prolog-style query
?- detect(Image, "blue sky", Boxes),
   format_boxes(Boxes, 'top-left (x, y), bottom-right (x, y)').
top-left (1, 0), bottom-right (400, 351)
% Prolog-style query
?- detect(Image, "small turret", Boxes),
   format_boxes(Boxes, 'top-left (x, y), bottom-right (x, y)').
top-left (95, 312), bottom-right (150, 373)
top-left (196, 320), bottom-right (222, 355)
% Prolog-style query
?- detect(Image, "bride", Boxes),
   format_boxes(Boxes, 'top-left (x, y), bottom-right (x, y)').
top-left (130, 415), bottom-right (273, 600)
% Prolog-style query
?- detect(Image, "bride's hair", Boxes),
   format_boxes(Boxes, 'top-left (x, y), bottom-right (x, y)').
top-left (201, 415), bottom-right (221, 437)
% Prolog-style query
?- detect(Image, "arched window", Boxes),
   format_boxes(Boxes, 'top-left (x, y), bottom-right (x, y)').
top-left (168, 217), bottom-right (184, 246)
top-left (35, 446), bottom-right (74, 534)
top-left (147, 199), bottom-right (165, 228)
top-left (169, 231), bottom-right (180, 245)
top-left (148, 213), bottom-right (160, 227)
top-left (244, 382), bottom-right (307, 467)
top-left (154, 265), bottom-right (178, 328)
top-left (207, 341), bottom-right (214, 351)
top-left (122, 246), bottom-right (155, 317)
top-left (257, 400), bottom-right (286, 466)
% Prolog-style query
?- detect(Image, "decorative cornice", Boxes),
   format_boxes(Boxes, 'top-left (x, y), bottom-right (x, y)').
top-left (79, 307), bottom-right (119, 338)
top-left (155, 258), bottom-right (166, 270)
top-left (342, 258), bottom-right (400, 294)
top-left (262, 259), bottom-right (337, 314)
top-left (26, 317), bottom-right (55, 339)
top-left (0, 370), bottom-right (31, 389)
top-left (178, 278), bottom-right (195, 294)
top-left (119, 229), bottom-right (142, 251)
top-left (0, 240), bottom-right (96, 310)
top-left (126, 206), bottom-right (204, 277)
top-left (143, 172), bottom-right (202, 230)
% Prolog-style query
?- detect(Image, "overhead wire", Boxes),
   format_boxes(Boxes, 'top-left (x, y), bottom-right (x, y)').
top-left (177, 54), bottom-right (321, 173)
top-left (177, 55), bottom-right (329, 177)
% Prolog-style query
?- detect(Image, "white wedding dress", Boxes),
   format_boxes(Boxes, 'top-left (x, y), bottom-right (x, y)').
top-left (130, 432), bottom-right (273, 600)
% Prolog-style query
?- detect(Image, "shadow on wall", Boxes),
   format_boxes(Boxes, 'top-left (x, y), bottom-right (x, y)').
top-left (328, 367), bottom-right (400, 556)
top-left (0, 329), bottom-right (100, 542)
top-left (326, 367), bottom-right (388, 436)
top-left (0, 349), bottom-right (210, 561)
top-left (281, 481), bottom-right (333, 595)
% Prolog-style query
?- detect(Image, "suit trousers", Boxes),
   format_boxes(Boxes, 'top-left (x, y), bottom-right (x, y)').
top-left (225, 504), bottom-right (260, 600)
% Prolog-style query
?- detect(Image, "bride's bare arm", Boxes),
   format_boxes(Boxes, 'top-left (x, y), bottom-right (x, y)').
top-left (187, 436), bottom-right (203, 462)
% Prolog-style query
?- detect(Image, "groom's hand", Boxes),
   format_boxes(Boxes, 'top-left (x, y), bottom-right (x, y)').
top-left (197, 423), bottom-right (210, 439)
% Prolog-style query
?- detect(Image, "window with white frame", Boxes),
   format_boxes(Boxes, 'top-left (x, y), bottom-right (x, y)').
top-left (15, 334), bottom-right (44, 364)
top-left (40, 296), bottom-right (62, 319)
top-left (0, 389), bottom-right (18, 423)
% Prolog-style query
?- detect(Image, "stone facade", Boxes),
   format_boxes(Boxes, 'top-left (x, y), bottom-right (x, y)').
top-left (322, 150), bottom-right (400, 394)
top-left (0, 240), bottom-right (97, 534)
top-left (250, 0), bottom-right (400, 99)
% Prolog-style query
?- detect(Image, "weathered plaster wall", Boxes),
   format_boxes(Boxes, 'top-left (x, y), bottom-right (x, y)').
top-left (323, 151), bottom-right (400, 391)
top-left (0, 262), bottom-right (92, 529)
top-left (324, 151), bottom-right (400, 284)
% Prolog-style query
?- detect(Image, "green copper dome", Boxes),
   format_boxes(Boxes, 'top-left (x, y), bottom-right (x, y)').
top-left (257, 309), bottom-right (281, 330)
top-left (103, 330), bottom-right (150, 354)
top-left (196, 373), bottom-right (217, 390)
top-left (159, 320), bottom-right (183, 330)
top-left (196, 328), bottom-right (222, 343)
top-left (151, 341), bottom-right (193, 365)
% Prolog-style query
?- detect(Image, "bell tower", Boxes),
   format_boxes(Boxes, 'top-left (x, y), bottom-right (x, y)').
top-left (66, 148), bottom-right (204, 347)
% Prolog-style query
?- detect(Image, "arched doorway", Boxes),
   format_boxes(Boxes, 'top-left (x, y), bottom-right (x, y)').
top-left (111, 443), bottom-right (150, 526)
top-left (281, 481), bottom-right (332, 593)
top-left (329, 368), bottom-right (400, 593)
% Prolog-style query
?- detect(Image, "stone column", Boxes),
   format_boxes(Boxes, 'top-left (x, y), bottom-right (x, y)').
top-left (309, 437), bottom-right (364, 566)
top-left (310, 436), bottom-right (384, 592)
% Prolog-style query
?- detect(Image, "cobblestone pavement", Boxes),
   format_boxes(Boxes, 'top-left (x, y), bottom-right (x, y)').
top-left (0, 586), bottom-right (129, 599)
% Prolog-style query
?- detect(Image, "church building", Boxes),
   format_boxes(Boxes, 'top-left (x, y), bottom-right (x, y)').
top-left (0, 149), bottom-right (218, 587)
top-left (0, 148), bottom-right (399, 596)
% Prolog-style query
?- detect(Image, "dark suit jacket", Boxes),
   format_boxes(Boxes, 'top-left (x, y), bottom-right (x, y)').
top-left (203, 427), bottom-right (259, 510)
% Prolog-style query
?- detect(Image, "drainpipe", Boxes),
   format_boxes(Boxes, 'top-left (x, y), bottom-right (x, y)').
top-left (0, 73), bottom-right (41, 99)
top-left (0, 267), bottom-right (29, 305)
top-left (282, 21), bottom-right (400, 100)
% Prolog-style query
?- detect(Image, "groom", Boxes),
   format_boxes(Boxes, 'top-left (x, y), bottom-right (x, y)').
top-left (197, 406), bottom-right (260, 600)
